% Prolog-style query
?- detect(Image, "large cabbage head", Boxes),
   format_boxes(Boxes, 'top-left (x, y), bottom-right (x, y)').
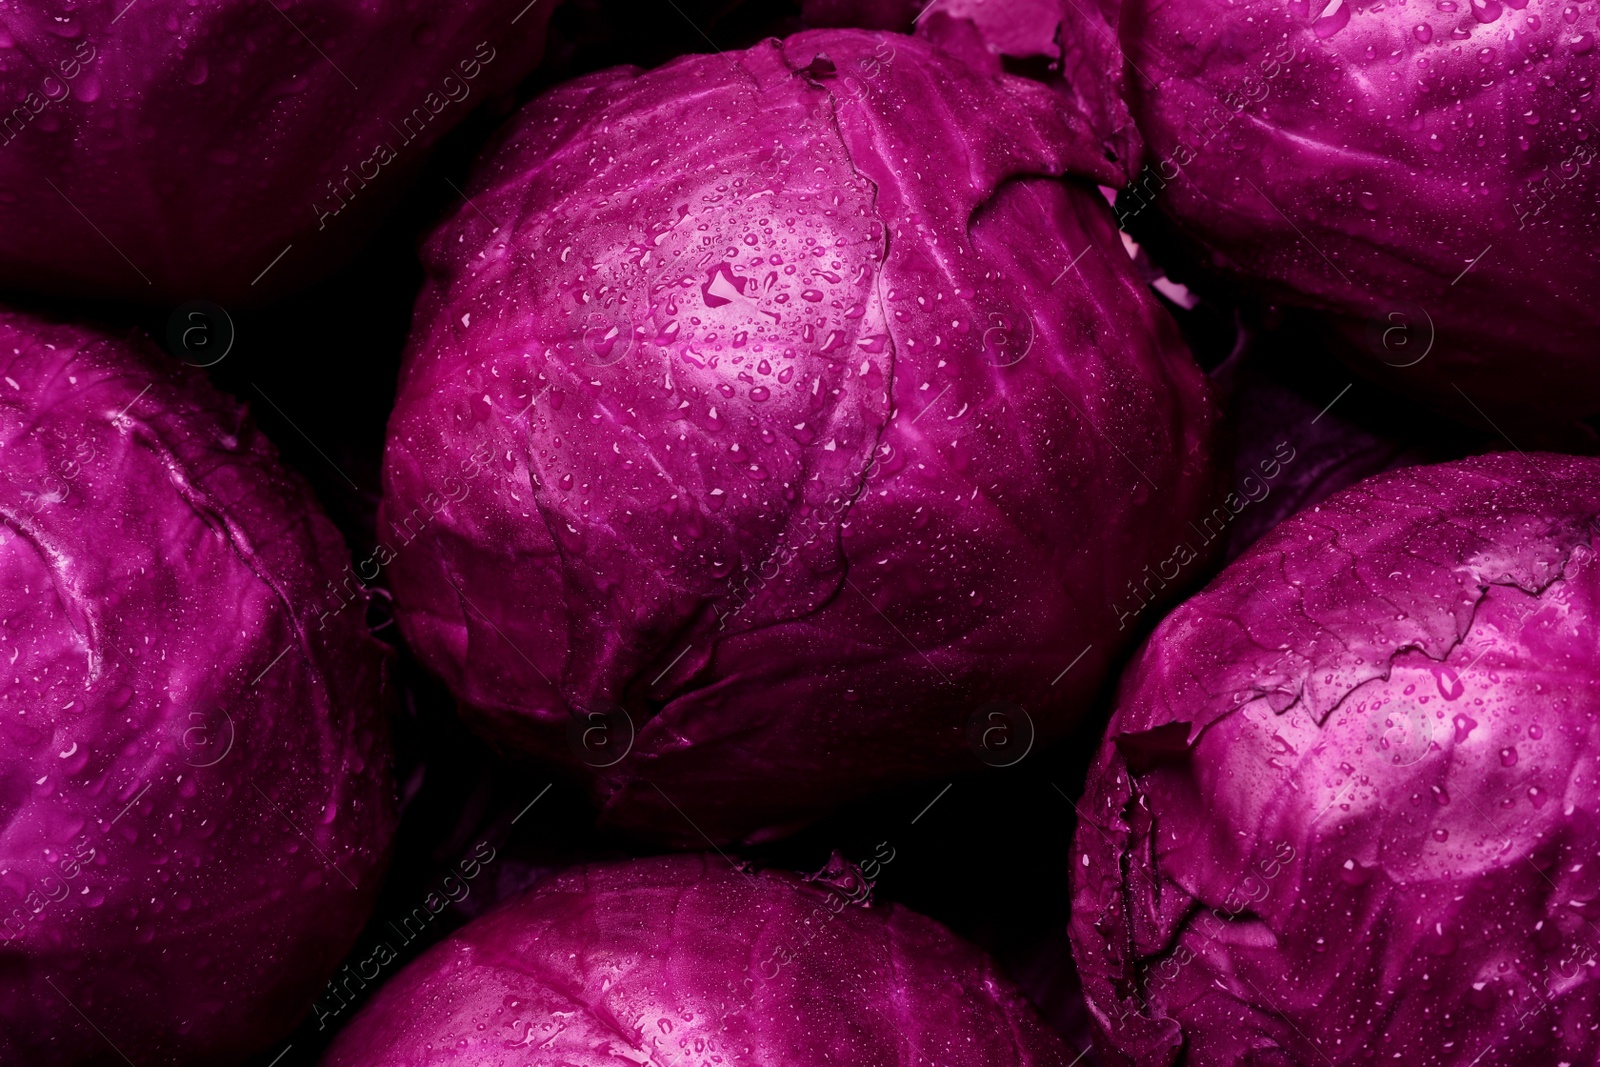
top-left (381, 28), bottom-right (1219, 845)
top-left (1070, 453), bottom-right (1600, 1066)
top-left (1118, 0), bottom-right (1600, 440)
top-left (0, 310), bottom-right (395, 1064)
top-left (0, 0), bottom-right (551, 304)
top-left (322, 852), bottom-right (1071, 1066)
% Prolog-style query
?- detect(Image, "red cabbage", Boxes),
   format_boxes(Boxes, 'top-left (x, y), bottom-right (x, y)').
top-left (0, 310), bottom-right (395, 1064)
top-left (0, 0), bottom-right (552, 304)
top-left (380, 28), bottom-right (1219, 845)
top-left (322, 853), bottom-right (1071, 1066)
top-left (1118, 0), bottom-right (1600, 440)
top-left (1070, 452), bottom-right (1600, 1066)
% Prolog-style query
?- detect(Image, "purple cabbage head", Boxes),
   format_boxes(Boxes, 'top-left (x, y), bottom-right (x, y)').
top-left (0, 310), bottom-right (395, 1064)
top-left (380, 28), bottom-right (1219, 845)
top-left (1118, 0), bottom-right (1600, 441)
top-left (0, 0), bottom-right (551, 304)
top-left (322, 853), bottom-right (1071, 1067)
top-left (1070, 452), bottom-right (1600, 1066)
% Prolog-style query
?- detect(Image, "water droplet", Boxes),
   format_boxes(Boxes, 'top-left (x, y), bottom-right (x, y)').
top-left (1313, 0), bottom-right (1352, 37)
top-left (749, 386), bottom-right (770, 402)
top-left (1340, 858), bottom-right (1373, 885)
top-left (1572, 32), bottom-right (1594, 54)
top-left (1501, 746), bottom-right (1518, 766)
top-left (1471, 0), bottom-right (1503, 23)
top-left (1528, 785), bottom-right (1547, 808)
top-left (1432, 828), bottom-right (1450, 841)
top-left (1414, 22), bottom-right (1435, 41)
top-left (1359, 190), bottom-right (1381, 211)
top-left (1527, 724), bottom-right (1543, 739)
top-left (1452, 713), bottom-right (1478, 742)
top-left (186, 58), bottom-right (209, 86)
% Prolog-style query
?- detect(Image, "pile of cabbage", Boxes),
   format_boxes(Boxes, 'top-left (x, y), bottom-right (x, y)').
top-left (0, 0), bottom-right (1591, 1063)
